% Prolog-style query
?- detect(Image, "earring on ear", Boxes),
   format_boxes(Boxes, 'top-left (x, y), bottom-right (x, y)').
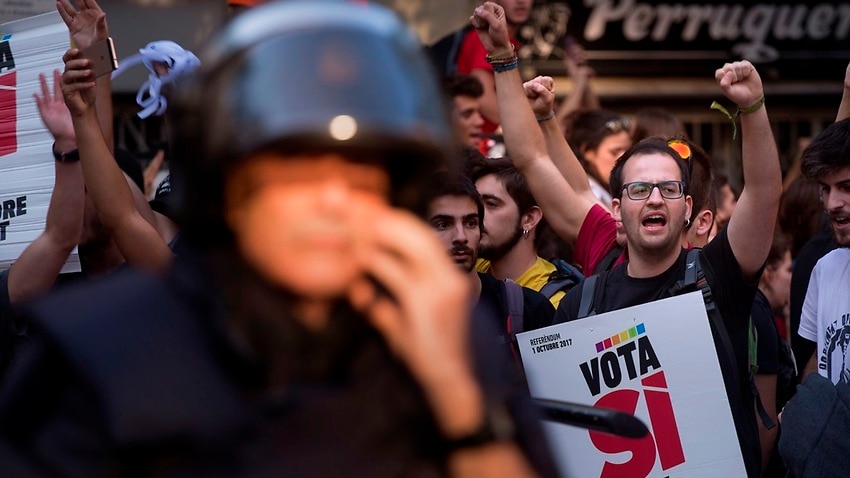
top-left (522, 228), bottom-right (530, 239)
top-left (684, 218), bottom-right (691, 228)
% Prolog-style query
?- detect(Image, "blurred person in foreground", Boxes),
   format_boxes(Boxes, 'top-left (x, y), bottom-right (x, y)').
top-left (0, 2), bottom-right (554, 476)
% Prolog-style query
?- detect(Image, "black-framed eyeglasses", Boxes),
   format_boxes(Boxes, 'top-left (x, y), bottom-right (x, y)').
top-left (622, 181), bottom-right (686, 200)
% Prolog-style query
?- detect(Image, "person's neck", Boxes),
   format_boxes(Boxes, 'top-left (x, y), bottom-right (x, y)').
top-left (486, 242), bottom-right (537, 282)
top-left (682, 230), bottom-right (708, 249)
top-left (626, 245), bottom-right (681, 279)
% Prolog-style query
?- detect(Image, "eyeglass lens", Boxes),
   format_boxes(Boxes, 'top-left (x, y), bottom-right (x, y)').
top-left (625, 181), bottom-right (683, 200)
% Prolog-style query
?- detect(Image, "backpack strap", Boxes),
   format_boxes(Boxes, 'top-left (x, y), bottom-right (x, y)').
top-left (577, 272), bottom-right (608, 320)
top-left (540, 260), bottom-right (584, 299)
top-left (593, 246), bottom-right (623, 275)
top-left (681, 249), bottom-right (776, 430)
top-left (746, 314), bottom-right (778, 430)
top-left (503, 280), bottom-right (525, 364)
top-left (504, 280), bottom-right (525, 335)
top-left (539, 279), bottom-right (569, 300)
top-left (748, 316), bottom-right (759, 376)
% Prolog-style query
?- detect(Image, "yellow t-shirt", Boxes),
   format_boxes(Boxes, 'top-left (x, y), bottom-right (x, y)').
top-left (476, 257), bottom-right (565, 309)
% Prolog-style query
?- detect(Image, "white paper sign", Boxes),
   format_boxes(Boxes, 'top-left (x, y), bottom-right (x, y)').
top-left (0, 12), bottom-right (77, 271)
top-left (519, 292), bottom-right (745, 478)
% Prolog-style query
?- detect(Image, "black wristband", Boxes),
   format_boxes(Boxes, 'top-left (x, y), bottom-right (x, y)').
top-left (52, 143), bottom-right (80, 163)
top-left (443, 403), bottom-right (516, 451)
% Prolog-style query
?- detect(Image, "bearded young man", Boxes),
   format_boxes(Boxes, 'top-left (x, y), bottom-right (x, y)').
top-left (796, 118), bottom-right (850, 383)
top-left (467, 156), bottom-right (568, 308)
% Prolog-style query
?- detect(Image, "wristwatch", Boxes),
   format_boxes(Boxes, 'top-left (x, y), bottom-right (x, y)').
top-left (444, 402), bottom-right (516, 451)
top-left (52, 143), bottom-right (80, 163)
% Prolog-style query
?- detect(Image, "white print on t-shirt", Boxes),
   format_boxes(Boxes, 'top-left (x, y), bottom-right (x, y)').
top-left (820, 313), bottom-right (850, 384)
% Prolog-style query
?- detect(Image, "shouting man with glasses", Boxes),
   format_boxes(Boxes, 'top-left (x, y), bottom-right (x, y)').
top-left (471, 3), bottom-right (782, 475)
top-left (556, 92), bottom-right (777, 477)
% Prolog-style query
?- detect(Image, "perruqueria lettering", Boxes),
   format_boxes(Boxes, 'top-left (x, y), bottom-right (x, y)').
top-left (584, 0), bottom-right (850, 61)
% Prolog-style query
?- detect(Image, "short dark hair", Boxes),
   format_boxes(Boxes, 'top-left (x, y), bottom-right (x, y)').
top-left (465, 155), bottom-right (537, 215)
top-left (779, 177), bottom-right (825, 257)
top-left (465, 155), bottom-right (557, 251)
top-left (801, 118), bottom-right (850, 180)
top-left (424, 171), bottom-right (484, 228)
top-left (713, 174), bottom-right (739, 201)
top-left (442, 74), bottom-right (484, 99)
top-left (609, 137), bottom-right (690, 200)
top-left (563, 109), bottom-right (631, 155)
top-left (563, 109), bottom-right (630, 188)
top-left (766, 229), bottom-right (791, 269)
top-left (685, 140), bottom-right (714, 226)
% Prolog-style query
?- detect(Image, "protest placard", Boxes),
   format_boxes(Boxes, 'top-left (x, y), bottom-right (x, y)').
top-left (0, 11), bottom-right (76, 271)
top-left (518, 291), bottom-right (746, 477)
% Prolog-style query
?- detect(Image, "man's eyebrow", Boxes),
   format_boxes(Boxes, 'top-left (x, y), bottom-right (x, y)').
top-left (819, 179), bottom-right (850, 188)
top-left (480, 193), bottom-right (503, 202)
top-left (462, 213), bottom-right (480, 222)
top-left (429, 214), bottom-right (455, 223)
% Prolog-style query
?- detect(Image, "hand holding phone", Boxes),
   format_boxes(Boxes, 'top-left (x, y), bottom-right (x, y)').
top-left (80, 37), bottom-right (118, 78)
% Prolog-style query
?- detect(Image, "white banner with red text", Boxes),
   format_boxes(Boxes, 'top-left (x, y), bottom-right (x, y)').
top-left (0, 12), bottom-right (76, 271)
top-left (518, 291), bottom-right (746, 477)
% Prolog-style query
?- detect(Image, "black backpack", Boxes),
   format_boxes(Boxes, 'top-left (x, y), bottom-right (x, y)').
top-left (539, 258), bottom-right (585, 300)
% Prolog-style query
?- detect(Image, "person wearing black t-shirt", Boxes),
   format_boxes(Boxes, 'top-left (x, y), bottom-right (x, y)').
top-left (547, 68), bottom-right (780, 476)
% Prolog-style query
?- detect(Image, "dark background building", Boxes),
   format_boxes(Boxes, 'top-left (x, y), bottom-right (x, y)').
top-left (4, 0), bottom-right (846, 187)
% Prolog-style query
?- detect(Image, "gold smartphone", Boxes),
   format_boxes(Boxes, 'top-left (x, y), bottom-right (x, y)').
top-left (81, 37), bottom-right (118, 78)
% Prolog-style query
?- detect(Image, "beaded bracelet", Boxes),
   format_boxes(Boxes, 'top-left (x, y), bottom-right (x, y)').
top-left (536, 111), bottom-right (556, 122)
top-left (485, 45), bottom-right (515, 64)
top-left (492, 59), bottom-right (518, 73)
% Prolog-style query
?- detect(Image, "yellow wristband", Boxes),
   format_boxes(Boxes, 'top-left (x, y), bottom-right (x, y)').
top-left (737, 96), bottom-right (765, 116)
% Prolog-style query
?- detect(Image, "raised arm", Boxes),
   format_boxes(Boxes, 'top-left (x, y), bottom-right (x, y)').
top-left (527, 77), bottom-right (603, 204)
top-left (716, 61), bottom-right (782, 281)
top-left (837, 61), bottom-right (850, 122)
top-left (7, 71), bottom-right (85, 303)
top-left (471, 69), bottom-right (502, 130)
top-left (61, 49), bottom-right (173, 276)
top-left (474, 7), bottom-right (596, 244)
top-left (57, 0), bottom-right (114, 150)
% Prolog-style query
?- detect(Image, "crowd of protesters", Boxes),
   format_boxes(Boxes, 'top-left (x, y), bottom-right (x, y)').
top-left (0, 0), bottom-right (846, 476)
